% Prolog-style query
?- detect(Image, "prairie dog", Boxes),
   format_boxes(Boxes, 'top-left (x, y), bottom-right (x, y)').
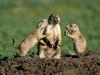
top-left (38, 13), bottom-right (62, 59)
top-left (12, 19), bottom-right (48, 56)
top-left (64, 24), bottom-right (86, 56)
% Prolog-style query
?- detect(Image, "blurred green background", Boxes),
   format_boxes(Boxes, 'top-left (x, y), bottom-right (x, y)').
top-left (0, 0), bottom-right (100, 57)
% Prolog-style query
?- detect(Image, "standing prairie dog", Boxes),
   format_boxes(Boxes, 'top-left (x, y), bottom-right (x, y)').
top-left (38, 13), bottom-right (62, 59)
top-left (12, 19), bottom-right (48, 56)
top-left (64, 24), bottom-right (87, 56)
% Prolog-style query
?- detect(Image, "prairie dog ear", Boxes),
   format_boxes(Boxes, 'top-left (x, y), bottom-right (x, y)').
top-left (71, 24), bottom-right (78, 28)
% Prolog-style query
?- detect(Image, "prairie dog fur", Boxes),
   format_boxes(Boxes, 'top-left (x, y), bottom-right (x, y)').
top-left (64, 24), bottom-right (86, 56)
top-left (38, 13), bottom-right (62, 59)
top-left (13, 19), bottom-right (48, 56)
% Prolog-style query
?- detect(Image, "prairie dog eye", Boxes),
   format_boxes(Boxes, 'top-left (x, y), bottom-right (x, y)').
top-left (69, 24), bottom-right (72, 27)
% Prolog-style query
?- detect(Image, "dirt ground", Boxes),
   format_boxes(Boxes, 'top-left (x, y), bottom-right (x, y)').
top-left (0, 51), bottom-right (100, 75)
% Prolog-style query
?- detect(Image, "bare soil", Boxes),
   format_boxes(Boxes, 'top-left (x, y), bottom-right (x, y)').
top-left (0, 51), bottom-right (100, 75)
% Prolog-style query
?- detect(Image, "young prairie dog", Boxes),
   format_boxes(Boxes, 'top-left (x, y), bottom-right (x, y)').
top-left (12, 19), bottom-right (48, 56)
top-left (64, 24), bottom-right (87, 56)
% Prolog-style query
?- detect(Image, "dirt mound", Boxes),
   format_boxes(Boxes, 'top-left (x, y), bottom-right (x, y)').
top-left (0, 52), bottom-right (100, 75)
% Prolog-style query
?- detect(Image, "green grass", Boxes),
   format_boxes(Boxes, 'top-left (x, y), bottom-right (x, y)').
top-left (0, 0), bottom-right (100, 57)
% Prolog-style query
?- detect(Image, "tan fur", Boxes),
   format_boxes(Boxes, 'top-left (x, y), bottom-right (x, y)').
top-left (45, 24), bottom-right (61, 59)
top-left (13, 19), bottom-right (48, 56)
top-left (64, 24), bottom-right (86, 56)
top-left (38, 13), bottom-right (62, 59)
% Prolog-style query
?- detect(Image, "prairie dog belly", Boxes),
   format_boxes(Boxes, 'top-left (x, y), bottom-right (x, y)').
top-left (46, 24), bottom-right (59, 45)
top-left (74, 36), bottom-right (86, 54)
top-left (53, 24), bottom-right (60, 41)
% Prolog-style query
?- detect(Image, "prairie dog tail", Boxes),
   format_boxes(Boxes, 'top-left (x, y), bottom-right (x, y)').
top-left (12, 38), bottom-right (18, 49)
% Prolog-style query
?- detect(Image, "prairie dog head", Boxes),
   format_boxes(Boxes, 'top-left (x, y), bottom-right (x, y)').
top-left (48, 13), bottom-right (60, 25)
top-left (37, 19), bottom-right (48, 32)
top-left (64, 24), bottom-right (81, 39)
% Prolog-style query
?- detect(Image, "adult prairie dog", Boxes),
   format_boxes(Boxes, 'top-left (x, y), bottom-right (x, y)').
top-left (64, 24), bottom-right (86, 56)
top-left (38, 13), bottom-right (62, 59)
